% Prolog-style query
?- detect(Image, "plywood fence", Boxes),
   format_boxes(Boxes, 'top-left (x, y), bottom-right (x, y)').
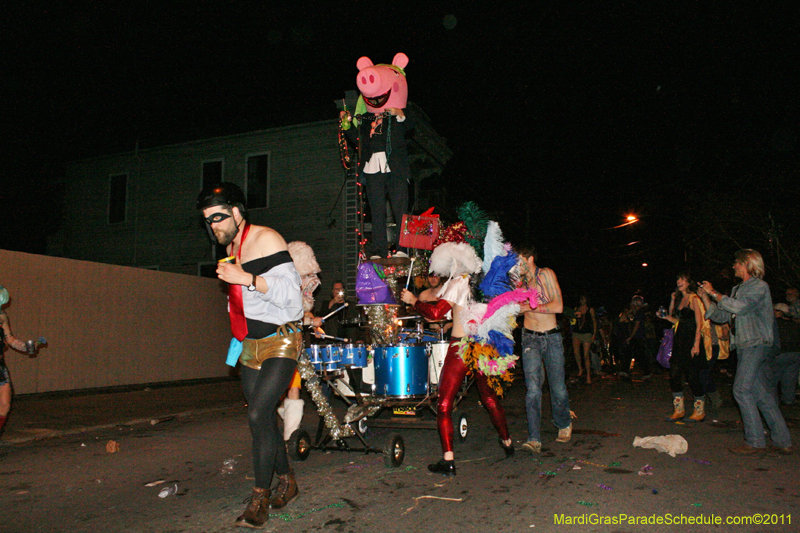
top-left (1, 249), bottom-right (231, 394)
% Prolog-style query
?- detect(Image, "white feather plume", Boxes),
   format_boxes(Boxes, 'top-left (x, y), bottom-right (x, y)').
top-left (459, 303), bottom-right (488, 337)
top-left (482, 221), bottom-right (506, 274)
top-left (430, 242), bottom-right (482, 278)
top-left (477, 302), bottom-right (520, 340)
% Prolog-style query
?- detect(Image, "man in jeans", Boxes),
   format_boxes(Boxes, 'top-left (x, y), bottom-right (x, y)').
top-left (700, 249), bottom-right (792, 455)
top-left (517, 245), bottom-right (572, 453)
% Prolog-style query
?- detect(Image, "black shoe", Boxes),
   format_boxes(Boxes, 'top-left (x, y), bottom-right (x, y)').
top-left (428, 459), bottom-right (456, 476)
top-left (500, 438), bottom-right (515, 458)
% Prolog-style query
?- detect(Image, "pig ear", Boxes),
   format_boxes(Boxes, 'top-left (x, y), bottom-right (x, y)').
top-left (357, 56), bottom-right (374, 70)
top-left (392, 53), bottom-right (409, 69)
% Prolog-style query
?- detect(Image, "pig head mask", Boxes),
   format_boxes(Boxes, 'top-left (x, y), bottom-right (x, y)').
top-left (356, 53), bottom-right (409, 113)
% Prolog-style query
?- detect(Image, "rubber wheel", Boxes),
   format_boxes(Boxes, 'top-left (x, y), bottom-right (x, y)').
top-left (453, 411), bottom-right (468, 442)
top-left (384, 433), bottom-right (405, 468)
top-left (287, 429), bottom-right (311, 461)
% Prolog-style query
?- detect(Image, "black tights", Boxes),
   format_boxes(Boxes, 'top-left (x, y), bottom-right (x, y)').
top-left (240, 358), bottom-right (297, 489)
top-left (669, 354), bottom-right (705, 398)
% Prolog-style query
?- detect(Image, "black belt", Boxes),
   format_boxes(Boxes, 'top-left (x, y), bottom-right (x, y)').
top-left (523, 327), bottom-right (560, 336)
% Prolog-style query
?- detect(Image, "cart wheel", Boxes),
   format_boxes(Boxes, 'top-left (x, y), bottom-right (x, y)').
top-left (287, 429), bottom-right (311, 461)
top-left (453, 411), bottom-right (468, 442)
top-left (357, 417), bottom-right (368, 436)
top-left (384, 433), bottom-right (405, 468)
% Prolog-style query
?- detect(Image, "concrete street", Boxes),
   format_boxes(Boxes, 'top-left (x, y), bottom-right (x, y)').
top-left (1, 371), bottom-right (798, 533)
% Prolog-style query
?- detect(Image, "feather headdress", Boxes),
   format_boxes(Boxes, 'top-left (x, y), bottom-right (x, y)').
top-left (429, 242), bottom-right (483, 279)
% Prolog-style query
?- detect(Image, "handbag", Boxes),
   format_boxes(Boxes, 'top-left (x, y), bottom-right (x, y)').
top-left (656, 327), bottom-right (675, 369)
top-left (398, 207), bottom-right (440, 250)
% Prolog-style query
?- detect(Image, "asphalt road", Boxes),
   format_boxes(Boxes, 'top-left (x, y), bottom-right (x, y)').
top-left (1, 370), bottom-right (798, 533)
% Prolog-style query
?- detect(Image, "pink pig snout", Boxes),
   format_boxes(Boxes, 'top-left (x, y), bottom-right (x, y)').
top-left (357, 66), bottom-right (384, 97)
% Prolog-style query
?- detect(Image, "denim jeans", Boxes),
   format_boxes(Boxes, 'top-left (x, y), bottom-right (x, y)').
top-left (521, 330), bottom-right (571, 443)
top-left (733, 345), bottom-right (791, 448)
top-left (771, 351), bottom-right (800, 405)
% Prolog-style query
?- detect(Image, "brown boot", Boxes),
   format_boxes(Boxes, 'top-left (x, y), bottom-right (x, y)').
top-left (235, 487), bottom-right (269, 529)
top-left (669, 396), bottom-right (685, 420)
top-left (688, 398), bottom-right (705, 422)
top-left (268, 470), bottom-right (299, 509)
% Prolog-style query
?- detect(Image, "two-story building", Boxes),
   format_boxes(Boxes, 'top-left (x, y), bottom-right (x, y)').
top-left (47, 101), bottom-right (452, 293)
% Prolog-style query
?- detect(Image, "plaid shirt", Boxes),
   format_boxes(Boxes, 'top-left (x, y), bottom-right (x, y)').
top-left (705, 277), bottom-right (775, 350)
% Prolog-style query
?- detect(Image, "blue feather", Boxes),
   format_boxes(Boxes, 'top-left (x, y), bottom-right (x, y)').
top-left (488, 330), bottom-right (515, 357)
top-left (479, 253), bottom-right (518, 298)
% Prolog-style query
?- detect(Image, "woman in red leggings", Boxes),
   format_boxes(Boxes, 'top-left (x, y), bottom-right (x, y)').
top-left (401, 265), bottom-right (513, 476)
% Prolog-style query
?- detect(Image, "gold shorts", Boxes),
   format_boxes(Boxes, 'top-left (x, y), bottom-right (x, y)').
top-left (239, 323), bottom-right (303, 370)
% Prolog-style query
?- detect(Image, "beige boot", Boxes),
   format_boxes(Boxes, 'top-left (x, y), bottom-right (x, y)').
top-left (688, 398), bottom-right (706, 422)
top-left (556, 423), bottom-right (572, 443)
top-left (669, 396), bottom-right (685, 420)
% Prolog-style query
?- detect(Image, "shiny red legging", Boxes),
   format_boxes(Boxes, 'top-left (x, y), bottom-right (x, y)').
top-left (436, 341), bottom-right (510, 453)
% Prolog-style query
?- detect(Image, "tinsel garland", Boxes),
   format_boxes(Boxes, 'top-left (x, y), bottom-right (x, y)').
top-left (454, 338), bottom-right (518, 397)
top-left (434, 221), bottom-right (467, 247)
top-left (297, 352), bottom-right (354, 439)
top-left (363, 304), bottom-right (401, 345)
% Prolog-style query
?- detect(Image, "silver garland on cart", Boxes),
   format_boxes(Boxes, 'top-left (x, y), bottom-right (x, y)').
top-left (296, 351), bottom-right (355, 439)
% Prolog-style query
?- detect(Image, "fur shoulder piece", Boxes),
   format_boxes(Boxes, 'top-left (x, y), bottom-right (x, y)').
top-left (430, 242), bottom-right (482, 278)
top-left (287, 241), bottom-right (321, 276)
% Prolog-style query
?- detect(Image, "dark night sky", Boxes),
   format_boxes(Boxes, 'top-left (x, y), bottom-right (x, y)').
top-left (3, 1), bottom-right (798, 309)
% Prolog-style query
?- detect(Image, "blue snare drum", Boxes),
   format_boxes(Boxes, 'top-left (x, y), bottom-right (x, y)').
top-left (340, 344), bottom-right (368, 368)
top-left (373, 345), bottom-right (429, 397)
top-left (305, 345), bottom-right (325, 371)
top-left (321, 345), bottom-right (342, 370)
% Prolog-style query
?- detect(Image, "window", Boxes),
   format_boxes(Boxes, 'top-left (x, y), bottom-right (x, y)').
top-left (109, 174), bottom-right (127, 224)
top-left (246, 153), bottom-right (270, 209)
top-left (202, 160), bottom-right (223, 190)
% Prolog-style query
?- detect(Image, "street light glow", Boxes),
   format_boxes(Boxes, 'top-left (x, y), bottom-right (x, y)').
top-left (613, 214), bottom-right (640, 229)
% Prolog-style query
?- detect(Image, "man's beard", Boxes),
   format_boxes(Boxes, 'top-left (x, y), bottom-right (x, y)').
top-left (214, 225), bottom-right (238, 246)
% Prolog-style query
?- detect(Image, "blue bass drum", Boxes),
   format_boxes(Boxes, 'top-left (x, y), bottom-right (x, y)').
top-left (373, 345), bottom-right (429, 398)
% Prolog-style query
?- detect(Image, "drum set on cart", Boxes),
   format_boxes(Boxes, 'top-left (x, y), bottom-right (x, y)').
top-left (287, 303), bottom-right (472, 468)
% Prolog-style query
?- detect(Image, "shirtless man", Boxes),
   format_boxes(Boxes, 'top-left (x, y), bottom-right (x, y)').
top-left (517, 244), bottom-right (572, 453)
